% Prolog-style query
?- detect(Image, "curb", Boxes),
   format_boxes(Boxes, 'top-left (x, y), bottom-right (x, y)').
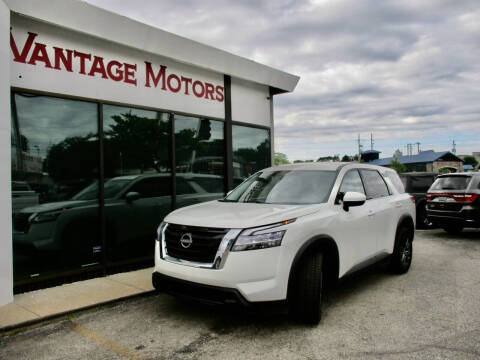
top-left (0, 290), bottom-right (157, 335)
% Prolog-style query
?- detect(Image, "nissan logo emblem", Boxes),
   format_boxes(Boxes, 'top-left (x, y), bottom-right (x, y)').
top-left (180, 233), bottom-right (193, 249)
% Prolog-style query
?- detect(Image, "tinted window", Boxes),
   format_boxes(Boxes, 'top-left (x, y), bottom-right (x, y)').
top-left (103, 105), bottom-right (172, 262)
top-left (360, 170), bottom-right (390, 199)
top-left (224, 170), bottom-right (336, 204)
top-left (431, 176), bottom-right (472, 190)
top-left (232, 126), bottom-right (270, 186)
top-left (11, 93), bottom-right (99, 281)
top-left (175, 116), bottom-right (225, 205)
top-left (338, 170), bottom-right (365, 198)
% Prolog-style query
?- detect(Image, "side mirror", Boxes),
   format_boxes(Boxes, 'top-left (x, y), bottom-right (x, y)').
top-left (343, 191), bottom-right (366, 211)
top-left (125, 191), bottom-right (141, 202)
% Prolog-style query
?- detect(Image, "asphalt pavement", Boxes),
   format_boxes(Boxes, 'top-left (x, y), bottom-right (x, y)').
top-left (1, 228), bottom-right (480, 360)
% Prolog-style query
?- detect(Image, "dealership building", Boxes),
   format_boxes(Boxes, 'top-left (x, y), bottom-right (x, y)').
top-left (0, 0), bottom-right (299, 306)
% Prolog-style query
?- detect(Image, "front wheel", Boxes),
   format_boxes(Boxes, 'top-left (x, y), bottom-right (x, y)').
top-left (289, 252), bottom-right (323, 325)
top-left (390, 226), bottom-right (413, 274)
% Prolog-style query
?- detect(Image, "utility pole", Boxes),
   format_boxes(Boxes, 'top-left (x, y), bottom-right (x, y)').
top-left (452, 140), bottom-right (456, 154)
top-left (370, 133), bottom-right (374, 150)
top-left (357, 134), bottom-right (362, 159)
top-left (415, 142), bottom-right (421, 154)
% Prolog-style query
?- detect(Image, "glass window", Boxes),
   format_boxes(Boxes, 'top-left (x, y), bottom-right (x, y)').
top-left (175, 115), bottom-right (225, 208)
top-left (232, 126), bottom-right (270, 186)
top-left (430, 175), bottom-right (472, 191)
top-left (103, 105), bottom-right (171, 262)
top-left (224, 170), bottom-right (336, 204)
top-left (339, 170), bottom-right (365, 195)
top-left (11, 93), bottom-right (99, 282)
top-left (384, 171), bottom-right (405, 193)
top-left (360, 170), bottom-right (390, 199)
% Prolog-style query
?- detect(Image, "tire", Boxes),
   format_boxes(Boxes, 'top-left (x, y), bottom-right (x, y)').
top-left (289, 252), bottom-right (323, 325)
top-left (390, 226), bottom-right (413, 274)
top-left (442, 224), bottom-right (464, 235)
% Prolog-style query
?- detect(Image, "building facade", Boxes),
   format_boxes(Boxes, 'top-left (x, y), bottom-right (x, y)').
top-left (0, 0), bottom-right (299, 306)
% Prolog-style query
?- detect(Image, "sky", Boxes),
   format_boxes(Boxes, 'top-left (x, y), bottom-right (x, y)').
top-left (84, 0), bottom-right (480, 161)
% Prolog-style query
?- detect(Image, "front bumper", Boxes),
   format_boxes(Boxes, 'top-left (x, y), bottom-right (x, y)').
top-left (153, 238), bottom-right (291, 303)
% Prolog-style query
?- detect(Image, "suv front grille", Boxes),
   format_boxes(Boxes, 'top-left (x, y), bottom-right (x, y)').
top-left (13, 213), bottom-right (33, 233)
top-left (164, 224), bottom-right (229, 263)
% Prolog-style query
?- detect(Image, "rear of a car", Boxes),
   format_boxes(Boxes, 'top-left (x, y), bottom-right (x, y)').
top-left (426, 173), bottom-right (480, 232)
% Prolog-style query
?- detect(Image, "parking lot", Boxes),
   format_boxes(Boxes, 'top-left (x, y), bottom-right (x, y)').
top-left (1, 228), bottom-right (480, 360)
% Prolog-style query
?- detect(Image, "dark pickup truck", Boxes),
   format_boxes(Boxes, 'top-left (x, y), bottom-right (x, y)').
top-left (399, 172), bottom-right (436, 229)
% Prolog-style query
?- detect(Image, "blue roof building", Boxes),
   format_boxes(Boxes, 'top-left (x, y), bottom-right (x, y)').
top-left (369, 150), bottom-right (464, 173)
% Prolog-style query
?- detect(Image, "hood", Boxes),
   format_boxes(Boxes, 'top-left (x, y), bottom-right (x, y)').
top-left (21, 200), bottom-right (91, 213)
top-left (164, 200), bottom-right (325, 229)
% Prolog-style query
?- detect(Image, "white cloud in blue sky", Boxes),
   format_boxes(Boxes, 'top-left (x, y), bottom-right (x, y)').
top-left (85, 0), bottom-right (480, 160)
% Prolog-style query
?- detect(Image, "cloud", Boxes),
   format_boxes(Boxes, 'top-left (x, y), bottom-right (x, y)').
top-left (85, 0), bottom-right (480, 159)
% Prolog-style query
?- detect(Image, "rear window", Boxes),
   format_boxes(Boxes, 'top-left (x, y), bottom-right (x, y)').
top-left (430, 176), bottom-right (472, 191)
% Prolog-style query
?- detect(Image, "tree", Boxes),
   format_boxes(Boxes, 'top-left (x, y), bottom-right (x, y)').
top-left (463, 155), bottom-right (478, 168)
top-left (274, 152), bottom-right (290, 165)
top-left (390, 158), bottom-right (407, 173)
top-left (341, 155), bottom-right (352, 162)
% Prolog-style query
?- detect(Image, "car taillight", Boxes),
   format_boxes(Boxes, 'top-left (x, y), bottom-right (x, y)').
top-left (451, 193), bottom-right (478, 203)
top-left (410, 195), bottom-right (415, 203)
top-left (426, 194), bottom-right (432, 201)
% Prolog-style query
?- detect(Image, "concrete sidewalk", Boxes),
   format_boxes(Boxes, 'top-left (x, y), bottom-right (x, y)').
top-left (0, 267), bottom-right (154, 331)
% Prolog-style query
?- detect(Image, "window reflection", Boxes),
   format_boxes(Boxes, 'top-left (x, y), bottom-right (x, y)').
top-left (103, 105), bottom-right (172, 261)
top-left (232, 125), bottom-right (270, 185)
top-left (175, 116), bottom-right (225, 208)
top-left (11, 94), bottom-right (99, 281)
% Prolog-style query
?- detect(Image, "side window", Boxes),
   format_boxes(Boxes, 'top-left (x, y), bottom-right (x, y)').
top-left (336, 170), bottom-right (365, 203)
top-left (129, 178), bottom-right (164, 198)
top-left (384, 171), bottom-right (405, 194)
top-left (360, 170), bottom-right (390, 199)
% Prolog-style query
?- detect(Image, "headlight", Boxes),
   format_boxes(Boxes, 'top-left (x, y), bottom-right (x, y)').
top-left (30, 210), bottom-right (64, 223)
top-left (231, 218), bottom-right (295, 251)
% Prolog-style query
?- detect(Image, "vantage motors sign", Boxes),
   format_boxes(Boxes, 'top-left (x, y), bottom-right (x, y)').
top-left (10, 15), bottom-right (225, 118)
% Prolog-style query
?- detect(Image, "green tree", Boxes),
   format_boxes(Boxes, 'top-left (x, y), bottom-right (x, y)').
top-left (341, 155), bottom-right (352, 162)
top-left (390, 158), bottom-right (407, 173)
top-left (463, 155), bottom-right (478, 168)
top-left (274, 152), bottom-right (290, 165)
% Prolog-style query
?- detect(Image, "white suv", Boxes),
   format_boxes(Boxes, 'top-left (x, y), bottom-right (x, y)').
top-left (152, 162), bottom-right (415, 324)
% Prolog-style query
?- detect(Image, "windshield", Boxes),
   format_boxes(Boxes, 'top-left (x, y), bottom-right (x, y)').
top-left (430, 175), bottom-right (472, 191)
top-left (223, 170), bottom-right (337, 204)
top-left (72, 179), bottom-right (132, 200)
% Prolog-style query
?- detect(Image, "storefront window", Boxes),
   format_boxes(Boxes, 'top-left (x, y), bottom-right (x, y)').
top-left (11, 93), bottom-right (99, 282)
top-left (103, 105), bottom-right (171, 262)
top-left (175, 115), bottom-right (225, 208)
top-left (232, 125), bottom-right (270, 185)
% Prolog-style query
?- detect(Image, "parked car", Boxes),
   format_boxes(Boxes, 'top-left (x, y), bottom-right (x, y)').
top-left (399, 172), bottom-right (436, 229)
top-left (152, 163), bottom-right (415, 324)
top-left (426, 172), bottom-right (480, 234)
top-left (11, 181), bottom-right (39, 215)
top-left (12, 173), bottom-right (224, 264)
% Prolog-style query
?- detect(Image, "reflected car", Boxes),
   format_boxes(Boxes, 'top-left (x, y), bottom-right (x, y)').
top-left (12, 173), bottom-right (224, 260)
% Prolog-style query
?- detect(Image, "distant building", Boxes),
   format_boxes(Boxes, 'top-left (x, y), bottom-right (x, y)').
top-left (369, 150), bottom-right (464, 173)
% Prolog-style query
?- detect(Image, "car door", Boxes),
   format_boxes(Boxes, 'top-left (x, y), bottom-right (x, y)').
top-left (359, 169), bottom-right (394, 255)
top-left (334, 169), bottom-right (377, 271)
